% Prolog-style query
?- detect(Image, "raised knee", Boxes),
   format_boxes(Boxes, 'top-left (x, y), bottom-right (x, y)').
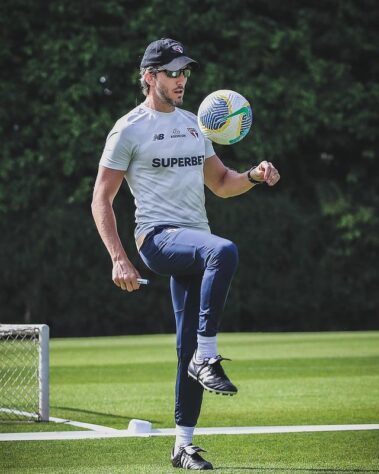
top-left (213, 240), bottom-right (239, 268)
top-left (222, 240), bottom-right (238, 260)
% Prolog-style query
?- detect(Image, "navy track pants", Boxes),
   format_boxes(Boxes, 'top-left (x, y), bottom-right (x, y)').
top-left (139, 226), bottom-right (238, 426)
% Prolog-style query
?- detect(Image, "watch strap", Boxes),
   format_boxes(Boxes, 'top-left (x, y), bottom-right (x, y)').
top-left (247, 166), bottom-right (262, 185)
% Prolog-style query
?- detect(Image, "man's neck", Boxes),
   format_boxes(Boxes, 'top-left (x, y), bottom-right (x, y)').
top-left (143, 96), bottom-right (175, 113)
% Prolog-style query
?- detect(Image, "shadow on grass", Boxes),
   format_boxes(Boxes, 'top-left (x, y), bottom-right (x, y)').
top-left (215, 468), bottom-right (379, 473)
top-left (51, 406), bottom-right (160, 424)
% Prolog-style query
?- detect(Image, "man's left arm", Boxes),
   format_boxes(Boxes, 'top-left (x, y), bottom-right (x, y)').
top-left (204, 154), bottom-right (280, 198)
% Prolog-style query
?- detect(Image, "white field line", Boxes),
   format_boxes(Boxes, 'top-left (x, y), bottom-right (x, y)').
top-left (48, 416), bottom-right (118, 432)
top-left (1, 424), bottom-right (379, 442)
top-left (0, 408), bottom-right (40, 419)
top-left (0, 410), bottom-right (117, 433)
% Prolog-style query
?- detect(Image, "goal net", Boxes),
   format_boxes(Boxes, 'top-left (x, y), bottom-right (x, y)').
top-left (0, 324), bottom-right (49, 422)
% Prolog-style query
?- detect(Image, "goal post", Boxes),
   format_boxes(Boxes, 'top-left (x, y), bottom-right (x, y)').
top-left (0, 324), bottom-right (49, 422)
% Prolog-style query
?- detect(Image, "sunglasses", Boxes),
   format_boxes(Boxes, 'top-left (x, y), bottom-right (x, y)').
top-left (157, 68), bottom-right (191, 78)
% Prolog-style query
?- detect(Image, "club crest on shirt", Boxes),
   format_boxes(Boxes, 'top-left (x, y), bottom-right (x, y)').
top-left (187, 127), bottom-right (199, 138)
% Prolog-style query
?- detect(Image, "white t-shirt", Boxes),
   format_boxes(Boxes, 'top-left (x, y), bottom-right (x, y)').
top-left (99, 103), bottom-right (215, 239)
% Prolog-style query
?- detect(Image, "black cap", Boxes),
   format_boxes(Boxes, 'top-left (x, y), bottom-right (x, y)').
top-left (140, 38), bottom-right (198, 71)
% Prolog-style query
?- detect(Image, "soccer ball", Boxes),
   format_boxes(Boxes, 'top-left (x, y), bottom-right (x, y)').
top-left (197, 90), bottom-right (253, 145)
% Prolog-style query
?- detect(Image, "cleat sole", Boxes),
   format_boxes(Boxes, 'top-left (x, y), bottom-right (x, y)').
top-left (188, 372), bottom-right (237, 396)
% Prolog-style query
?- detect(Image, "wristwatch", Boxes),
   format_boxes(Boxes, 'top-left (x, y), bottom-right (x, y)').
top-left (247, 166), bottom-right (262, 185)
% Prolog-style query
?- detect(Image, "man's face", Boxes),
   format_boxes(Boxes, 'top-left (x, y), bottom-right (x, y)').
top-left (153, 69), bottom-right (188, 106)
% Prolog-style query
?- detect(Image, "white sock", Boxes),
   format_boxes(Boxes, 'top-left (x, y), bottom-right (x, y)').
top-left (195, 335), bottom-right (217, 362)
top-left (174, 425), bottom-right (195, 455)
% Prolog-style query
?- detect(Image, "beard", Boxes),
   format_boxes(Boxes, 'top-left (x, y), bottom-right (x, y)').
top-left (156, 82), bottom-right (184, 107)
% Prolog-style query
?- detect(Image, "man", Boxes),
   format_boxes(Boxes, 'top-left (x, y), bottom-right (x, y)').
top-left (92, 38), bottom-right (280, 470)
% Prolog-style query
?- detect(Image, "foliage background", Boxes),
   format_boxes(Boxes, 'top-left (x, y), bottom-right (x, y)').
top-left (0, 0), bottom-right (378, 336)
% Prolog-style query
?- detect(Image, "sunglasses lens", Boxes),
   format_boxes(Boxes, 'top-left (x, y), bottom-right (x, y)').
top-left (163, 69), bottom-right (191, 78)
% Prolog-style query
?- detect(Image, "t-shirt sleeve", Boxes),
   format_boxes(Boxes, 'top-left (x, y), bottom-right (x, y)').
top-left (204, 137), bottom-right (215, 159)
top-left (99, 127), bottom-right (132, 171)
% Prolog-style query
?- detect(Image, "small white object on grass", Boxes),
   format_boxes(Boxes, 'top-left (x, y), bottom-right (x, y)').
top-left (128, 419), bottom-right (152, 434)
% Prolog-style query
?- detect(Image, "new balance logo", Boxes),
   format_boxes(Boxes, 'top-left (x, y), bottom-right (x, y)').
top-left (153, 134), bottom-right (165, 141)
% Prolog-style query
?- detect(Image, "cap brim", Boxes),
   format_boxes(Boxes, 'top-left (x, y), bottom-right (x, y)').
top-left (161, 56), bottom-right (198, 71)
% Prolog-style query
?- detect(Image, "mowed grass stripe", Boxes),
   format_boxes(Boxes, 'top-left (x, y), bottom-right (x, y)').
top-left (2, 431), bottom-right (379, 473)
top-left (51, 356), bottom-right (379, 384)
top-left (50, 332), bottom-right (379, 366)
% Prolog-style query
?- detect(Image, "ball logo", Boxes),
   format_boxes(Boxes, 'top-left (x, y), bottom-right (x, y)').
top-left (172, 45), bottom-right (184, 54)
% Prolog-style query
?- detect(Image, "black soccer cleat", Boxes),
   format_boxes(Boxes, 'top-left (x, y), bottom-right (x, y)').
top-left (171, 444), bottom-right (213, 470)
top-left (188, 354), bottom-right (238, 395)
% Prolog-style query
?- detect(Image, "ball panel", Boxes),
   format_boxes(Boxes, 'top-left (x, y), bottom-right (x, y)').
top-left (198, 95), bottom-right (231, 133)
top-left (197, 90), bottom-right (253, 145)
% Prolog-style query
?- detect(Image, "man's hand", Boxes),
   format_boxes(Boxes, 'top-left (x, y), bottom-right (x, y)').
top-left (251, 161), bottom-right (280, 187)
top-left (112, 259), bottom-right (142, 292)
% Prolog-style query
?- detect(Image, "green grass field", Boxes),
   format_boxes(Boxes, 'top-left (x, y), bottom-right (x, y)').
top-left (1, 331), bottom-right (379, 473)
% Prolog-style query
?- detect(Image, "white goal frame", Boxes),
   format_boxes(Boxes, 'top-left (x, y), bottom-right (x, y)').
top-left (0, 324), bottom-right (49, 422)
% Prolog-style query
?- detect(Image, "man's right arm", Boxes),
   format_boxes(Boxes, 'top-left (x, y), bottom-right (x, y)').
top-left (91, 165), bottom-right (141, 292)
